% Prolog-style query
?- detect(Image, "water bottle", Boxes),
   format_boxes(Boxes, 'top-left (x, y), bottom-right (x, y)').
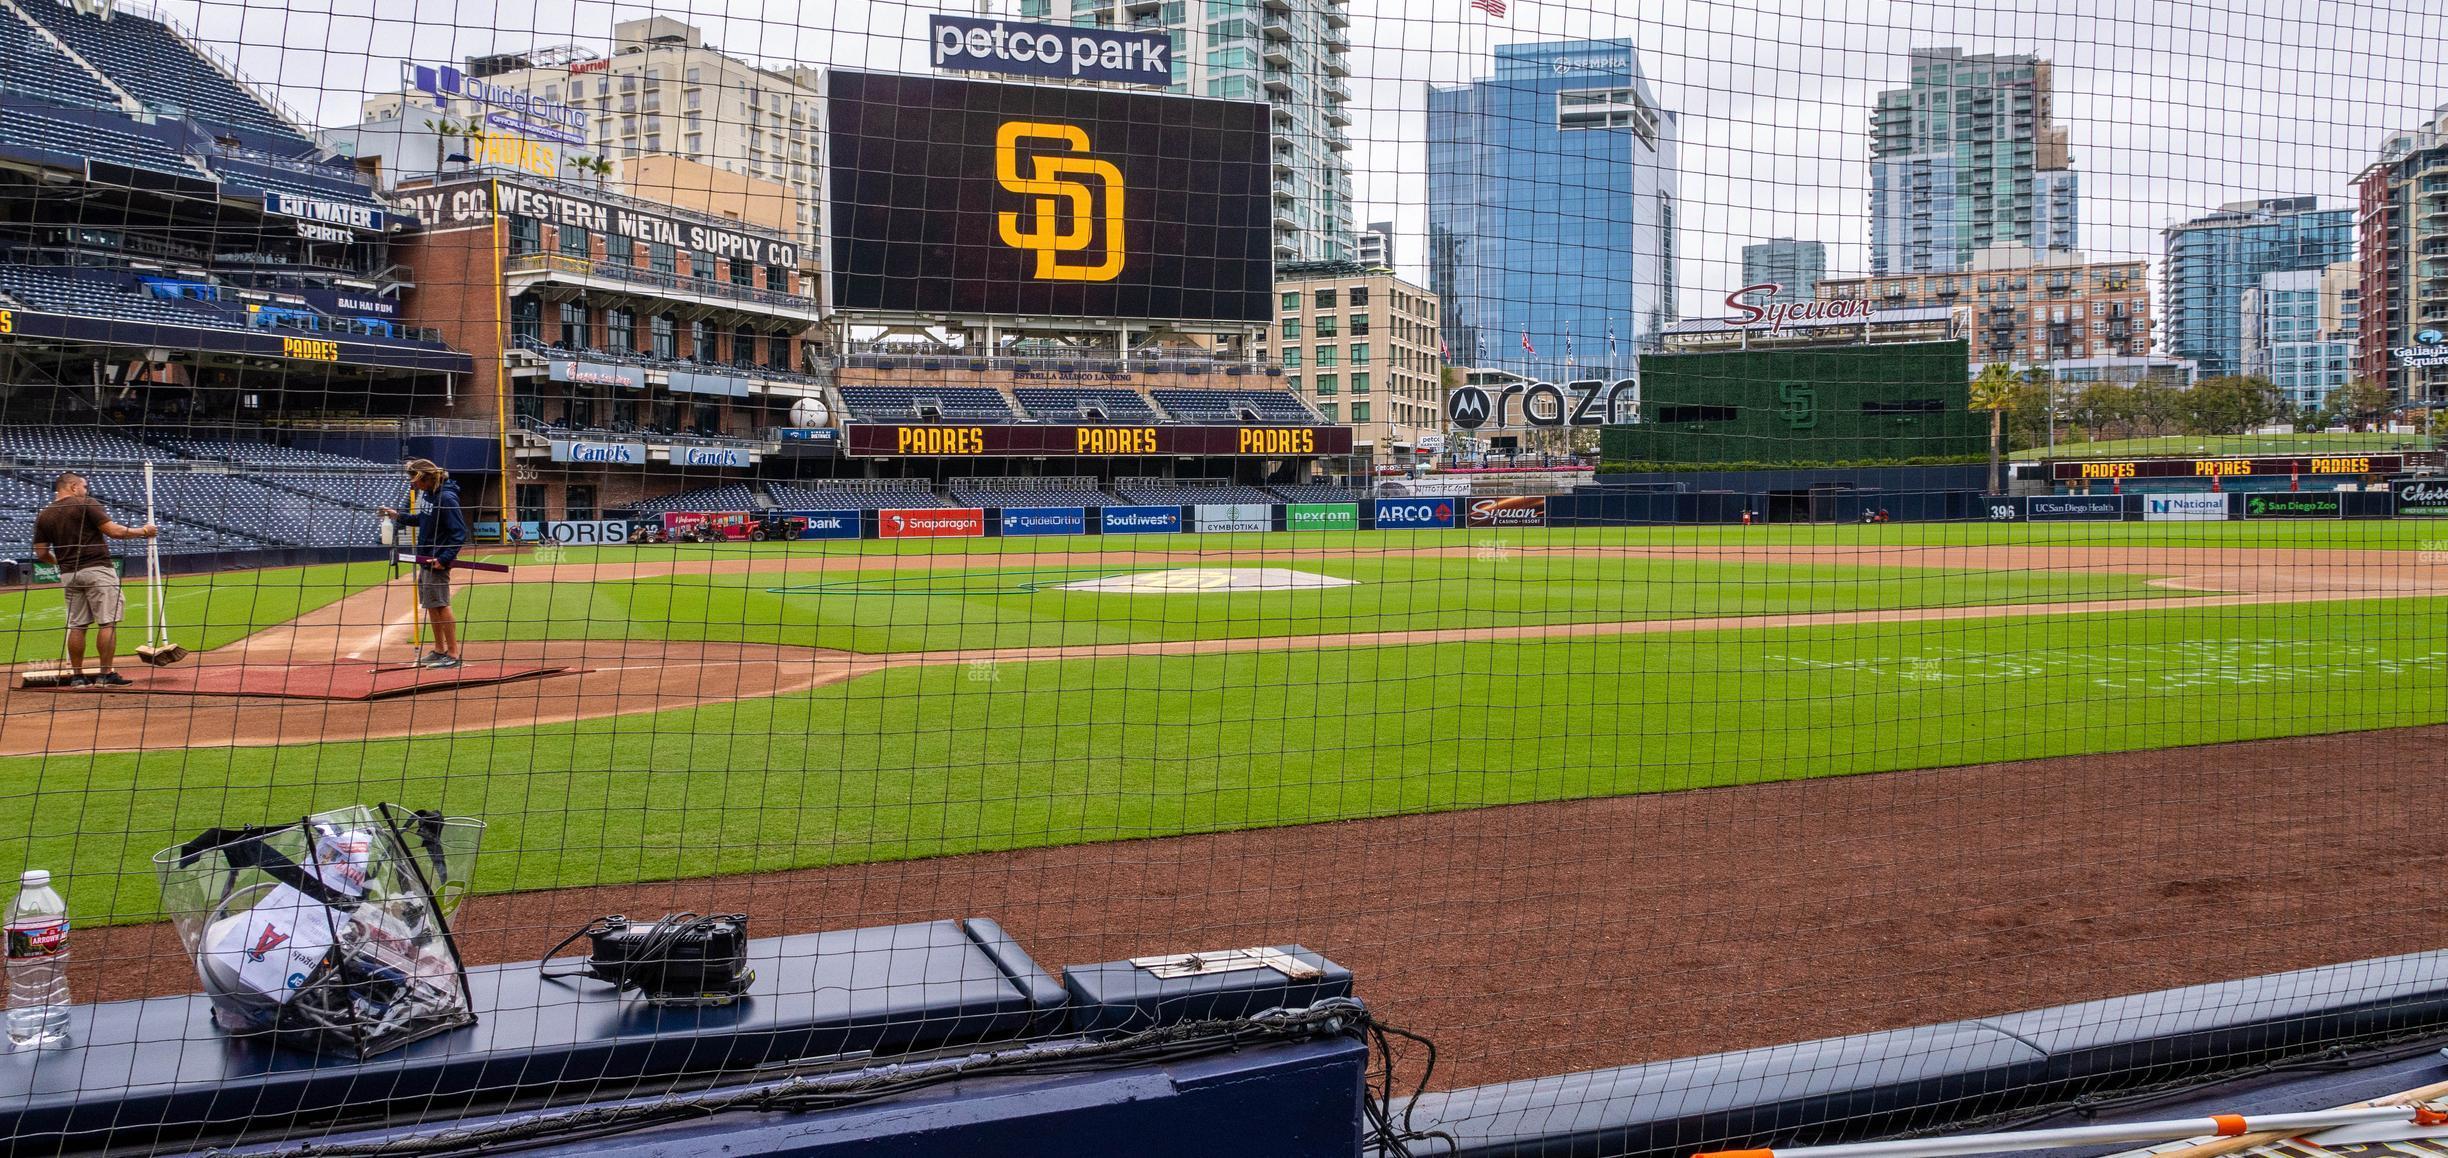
top-left (5, 869), bottom-right (71, 1049)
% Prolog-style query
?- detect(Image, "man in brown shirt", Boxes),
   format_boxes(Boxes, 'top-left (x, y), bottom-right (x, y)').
top-left (32, 472), bottom-right (158, 687)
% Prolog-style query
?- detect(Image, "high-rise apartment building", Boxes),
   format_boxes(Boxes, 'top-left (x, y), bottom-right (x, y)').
top-left (2355, 104), bottom-right (2448, 405)
top-left (2241, 261), bottom-right (2359, 412)
top-left (361, 18), bottom-right (825, 250)
top-left (2162, 197), bottom-right (2354, 378)
top-left (1356, 220), bottom-right (1394, 269)
top-left (1740, 238), bottom-right (1827, 303)
top-left (1817, 245), bottom-right (2147, 370)
top-left (1869, 48), bottom-right (2079, 276)
top-left (1261, 263), bottom-right (1443, 462)
top-left (1427, 39), bottom-right (1679, 381)
top-left (1042, 0), bottom-right (1356, 263)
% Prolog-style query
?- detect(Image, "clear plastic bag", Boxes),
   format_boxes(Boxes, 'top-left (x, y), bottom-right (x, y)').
top-left (153, 804), bottom-right (482, 1058)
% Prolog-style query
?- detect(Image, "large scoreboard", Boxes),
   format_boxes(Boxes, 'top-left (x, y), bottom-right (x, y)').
top-left (2051, 455), bottom-right (2403, 482)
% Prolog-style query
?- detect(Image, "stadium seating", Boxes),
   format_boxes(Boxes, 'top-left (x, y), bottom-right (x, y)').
top-left (206, 156), bottom-right (386, 212)
top-left (835, 386), bottom-right (1017, 422)
top-left (15, 0), bottom-right (303, 143)
top-left (0, 425), bottom-right (166, 465)
top-left (0, 266), bottom-right (234, 327)
top-left (1115, 480), bottom-right (1280, 505)
top-left (948, 477), bottom-right (1118, 508)
top-left (0, 103), bottom-right (205, 177)
top-left (764, 482), bottom-right (946, 510)
top-left (1148, 390), bottom-right (1321, 423)
top-left (155, 438), bottom-right (389, 469)
top-left (1267, 485), bottom-right (1363, 504)
top-left (1011, 388), bottom-right (1161, 423)
top-left (0, 8), bottom-right (120, 109)
top-left (624, 485), bottom-right (764, 515)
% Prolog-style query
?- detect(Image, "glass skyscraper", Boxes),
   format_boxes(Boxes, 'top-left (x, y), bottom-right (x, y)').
top-left (1042, 0), bottom-right (1356, 263)
top-left (1427, 40), bottom-right (1679, 381)
top-left (1869, 48), bottom-right (2080, 276)
top-left (2162, 198), bottom-right (2355, 377)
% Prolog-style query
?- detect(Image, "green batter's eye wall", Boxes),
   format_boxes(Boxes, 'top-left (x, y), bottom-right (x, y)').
top-left (1603, 340), bottom-right (1988, 470)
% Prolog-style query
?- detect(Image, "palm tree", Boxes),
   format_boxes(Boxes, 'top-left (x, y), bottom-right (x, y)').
top-left (1969, 363), bottom-right (2021, 495)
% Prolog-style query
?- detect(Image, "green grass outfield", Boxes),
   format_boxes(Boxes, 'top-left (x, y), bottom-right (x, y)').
top-left (529, 518), bottom-right (2448, 563)
top-left (463, 553), bottom-right (2179, 653)
top-left (2019, 432), bottom-right (2434, 460)
top-left (0, 561), bottom-right (392, 665)
top-left (9, 595), bottom-right (2445, 928)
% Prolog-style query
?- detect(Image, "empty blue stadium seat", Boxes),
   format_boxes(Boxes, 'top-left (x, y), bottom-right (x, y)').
top-left (1115, 480), bottom-right (1280, 506)
top-left (16, 1), bottom-right (303, 142)
top-left (626, 485), bottom-right (763, 515)
top-left (836, 387), bottom-right (1017, 422)
top-left (0, 103), bottom-right (206, 177)
top-left (1011, 388), bottom-right (1160, 422)
top-left (1148, 390), bottom-right (1321, 423)
top-left (0, 266), bottom-right (231, 326)
top-left (0, 8), bottom-right (118, 108)
top-left (1267, 485), bottom-right (1362, 504)
top-left (0, 426), bottom-right (166, 465)
top-left (764, 483), bottom-right (946, 510)
top-left (948, 478), bottom-right (1117, 508)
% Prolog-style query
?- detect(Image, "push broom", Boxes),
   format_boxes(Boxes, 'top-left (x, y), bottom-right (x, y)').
top-left (135, 463), bottom-right (188, 667)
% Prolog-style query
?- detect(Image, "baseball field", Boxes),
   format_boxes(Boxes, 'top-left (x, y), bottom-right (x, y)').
top-left (8, 519), bottom-right (2447, 1083)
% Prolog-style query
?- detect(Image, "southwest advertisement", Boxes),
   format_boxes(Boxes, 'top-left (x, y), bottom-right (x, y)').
top-left (826, 70), bottom-right (1274, 322)
top-left (1100, 505), bottom-right (1184, 535)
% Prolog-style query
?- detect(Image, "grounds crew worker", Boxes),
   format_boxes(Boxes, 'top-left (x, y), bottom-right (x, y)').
top-left (381, 458), bottom-right (468, 670)
top-left (31, 471), bottom-right (158, 687)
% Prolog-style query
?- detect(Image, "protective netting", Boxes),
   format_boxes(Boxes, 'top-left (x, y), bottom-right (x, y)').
top-left (1, 0), bottom-right (2446, 1153)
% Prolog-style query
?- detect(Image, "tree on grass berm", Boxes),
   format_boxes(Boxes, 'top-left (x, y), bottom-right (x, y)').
top-left (2325, 378), bottom-right (2392, 432)
top-left (2183, 375), bottom-right (2286, 436)
top-left (1970, 363), bottom-right (2023, 494)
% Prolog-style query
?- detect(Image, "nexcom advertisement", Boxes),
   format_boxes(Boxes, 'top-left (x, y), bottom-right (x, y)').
top-left (826, 70), bottom-right (1274, 322)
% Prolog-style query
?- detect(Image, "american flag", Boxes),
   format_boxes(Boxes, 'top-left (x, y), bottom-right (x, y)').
top-left (1470, 0), bottom-right (1506, 15)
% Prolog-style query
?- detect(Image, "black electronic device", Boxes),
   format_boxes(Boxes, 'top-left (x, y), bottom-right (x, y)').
top-left (546, 913), bottom-right (754, 1006)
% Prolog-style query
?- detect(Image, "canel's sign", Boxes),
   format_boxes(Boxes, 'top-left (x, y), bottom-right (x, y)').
top-left (1724, 283), bottom-right (1875, 332)
top-left (1446, 377), bottom-right (1637, 430)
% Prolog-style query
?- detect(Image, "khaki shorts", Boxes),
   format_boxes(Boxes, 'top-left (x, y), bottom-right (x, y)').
top-left (62, 566), bottom-right (124, 629)
top-left (416, 564), bottom-right (453, 610)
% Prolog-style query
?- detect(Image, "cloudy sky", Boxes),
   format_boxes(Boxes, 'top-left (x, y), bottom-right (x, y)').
top-left (159, 0), bottom-right (2446, 316)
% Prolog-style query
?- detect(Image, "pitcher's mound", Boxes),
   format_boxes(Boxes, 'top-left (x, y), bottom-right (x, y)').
top-left (1059, 567), bottom-right (1358, 594)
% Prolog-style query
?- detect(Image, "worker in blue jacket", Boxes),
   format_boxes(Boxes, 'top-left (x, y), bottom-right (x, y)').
top-left (381, 458), bottom-right (468, 669)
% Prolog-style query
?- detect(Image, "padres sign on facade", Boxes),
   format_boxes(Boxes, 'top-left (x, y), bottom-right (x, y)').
top-left (825, 70), bottom-right (1272, 322)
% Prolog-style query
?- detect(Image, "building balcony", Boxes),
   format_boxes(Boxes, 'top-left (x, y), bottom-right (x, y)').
top-left (1262, 40), bottom-right (1291, 66)
top-left (1263, 68), bottom-right (1293, 97)
top-left (1322, 78), bottom-right (1351, 103)
top-left (1272, 179), bottom-right (1297, 203)
top-left (1323, 127), bottom-right (1351, 152)
top-left (1262, 14), bottom-right (1293, 40)
top-left (502, 253), bottom-right (823, 323)
top-left (1323, 0), bottom-right (1349, 26)
top-left (1324, 54), bottom-right (1350, 78)
top-left (1325, 103), bottom-right (1352, 126)
top-left (1272, 152), bottom-right (1295, 177)
top-left (1123, 0), bottom-right (1163, 11)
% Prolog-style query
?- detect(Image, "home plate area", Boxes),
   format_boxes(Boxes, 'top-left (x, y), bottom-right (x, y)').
top-left (25, 660), bottom-right (571, 701)
top-left (1057, 567), bottom-right (1360, 593)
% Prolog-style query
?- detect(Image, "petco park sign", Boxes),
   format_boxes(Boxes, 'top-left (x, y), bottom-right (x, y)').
top-left (929, 15), bottom-right (1170, 86)
top-left (1724, 283), bottom-right (1875, 332)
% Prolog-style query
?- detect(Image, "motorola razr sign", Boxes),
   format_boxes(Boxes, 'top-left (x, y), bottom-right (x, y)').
top-left (930, 15), bottom-right (1172, 86)
top-left (1446, 378), bottom-right (1639, 431)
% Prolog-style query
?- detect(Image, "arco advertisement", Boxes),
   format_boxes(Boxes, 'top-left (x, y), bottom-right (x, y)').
top-left (1374, 498), bottom-right (1458, 529)
top-left (878, 508), bottom-right (986, 539)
